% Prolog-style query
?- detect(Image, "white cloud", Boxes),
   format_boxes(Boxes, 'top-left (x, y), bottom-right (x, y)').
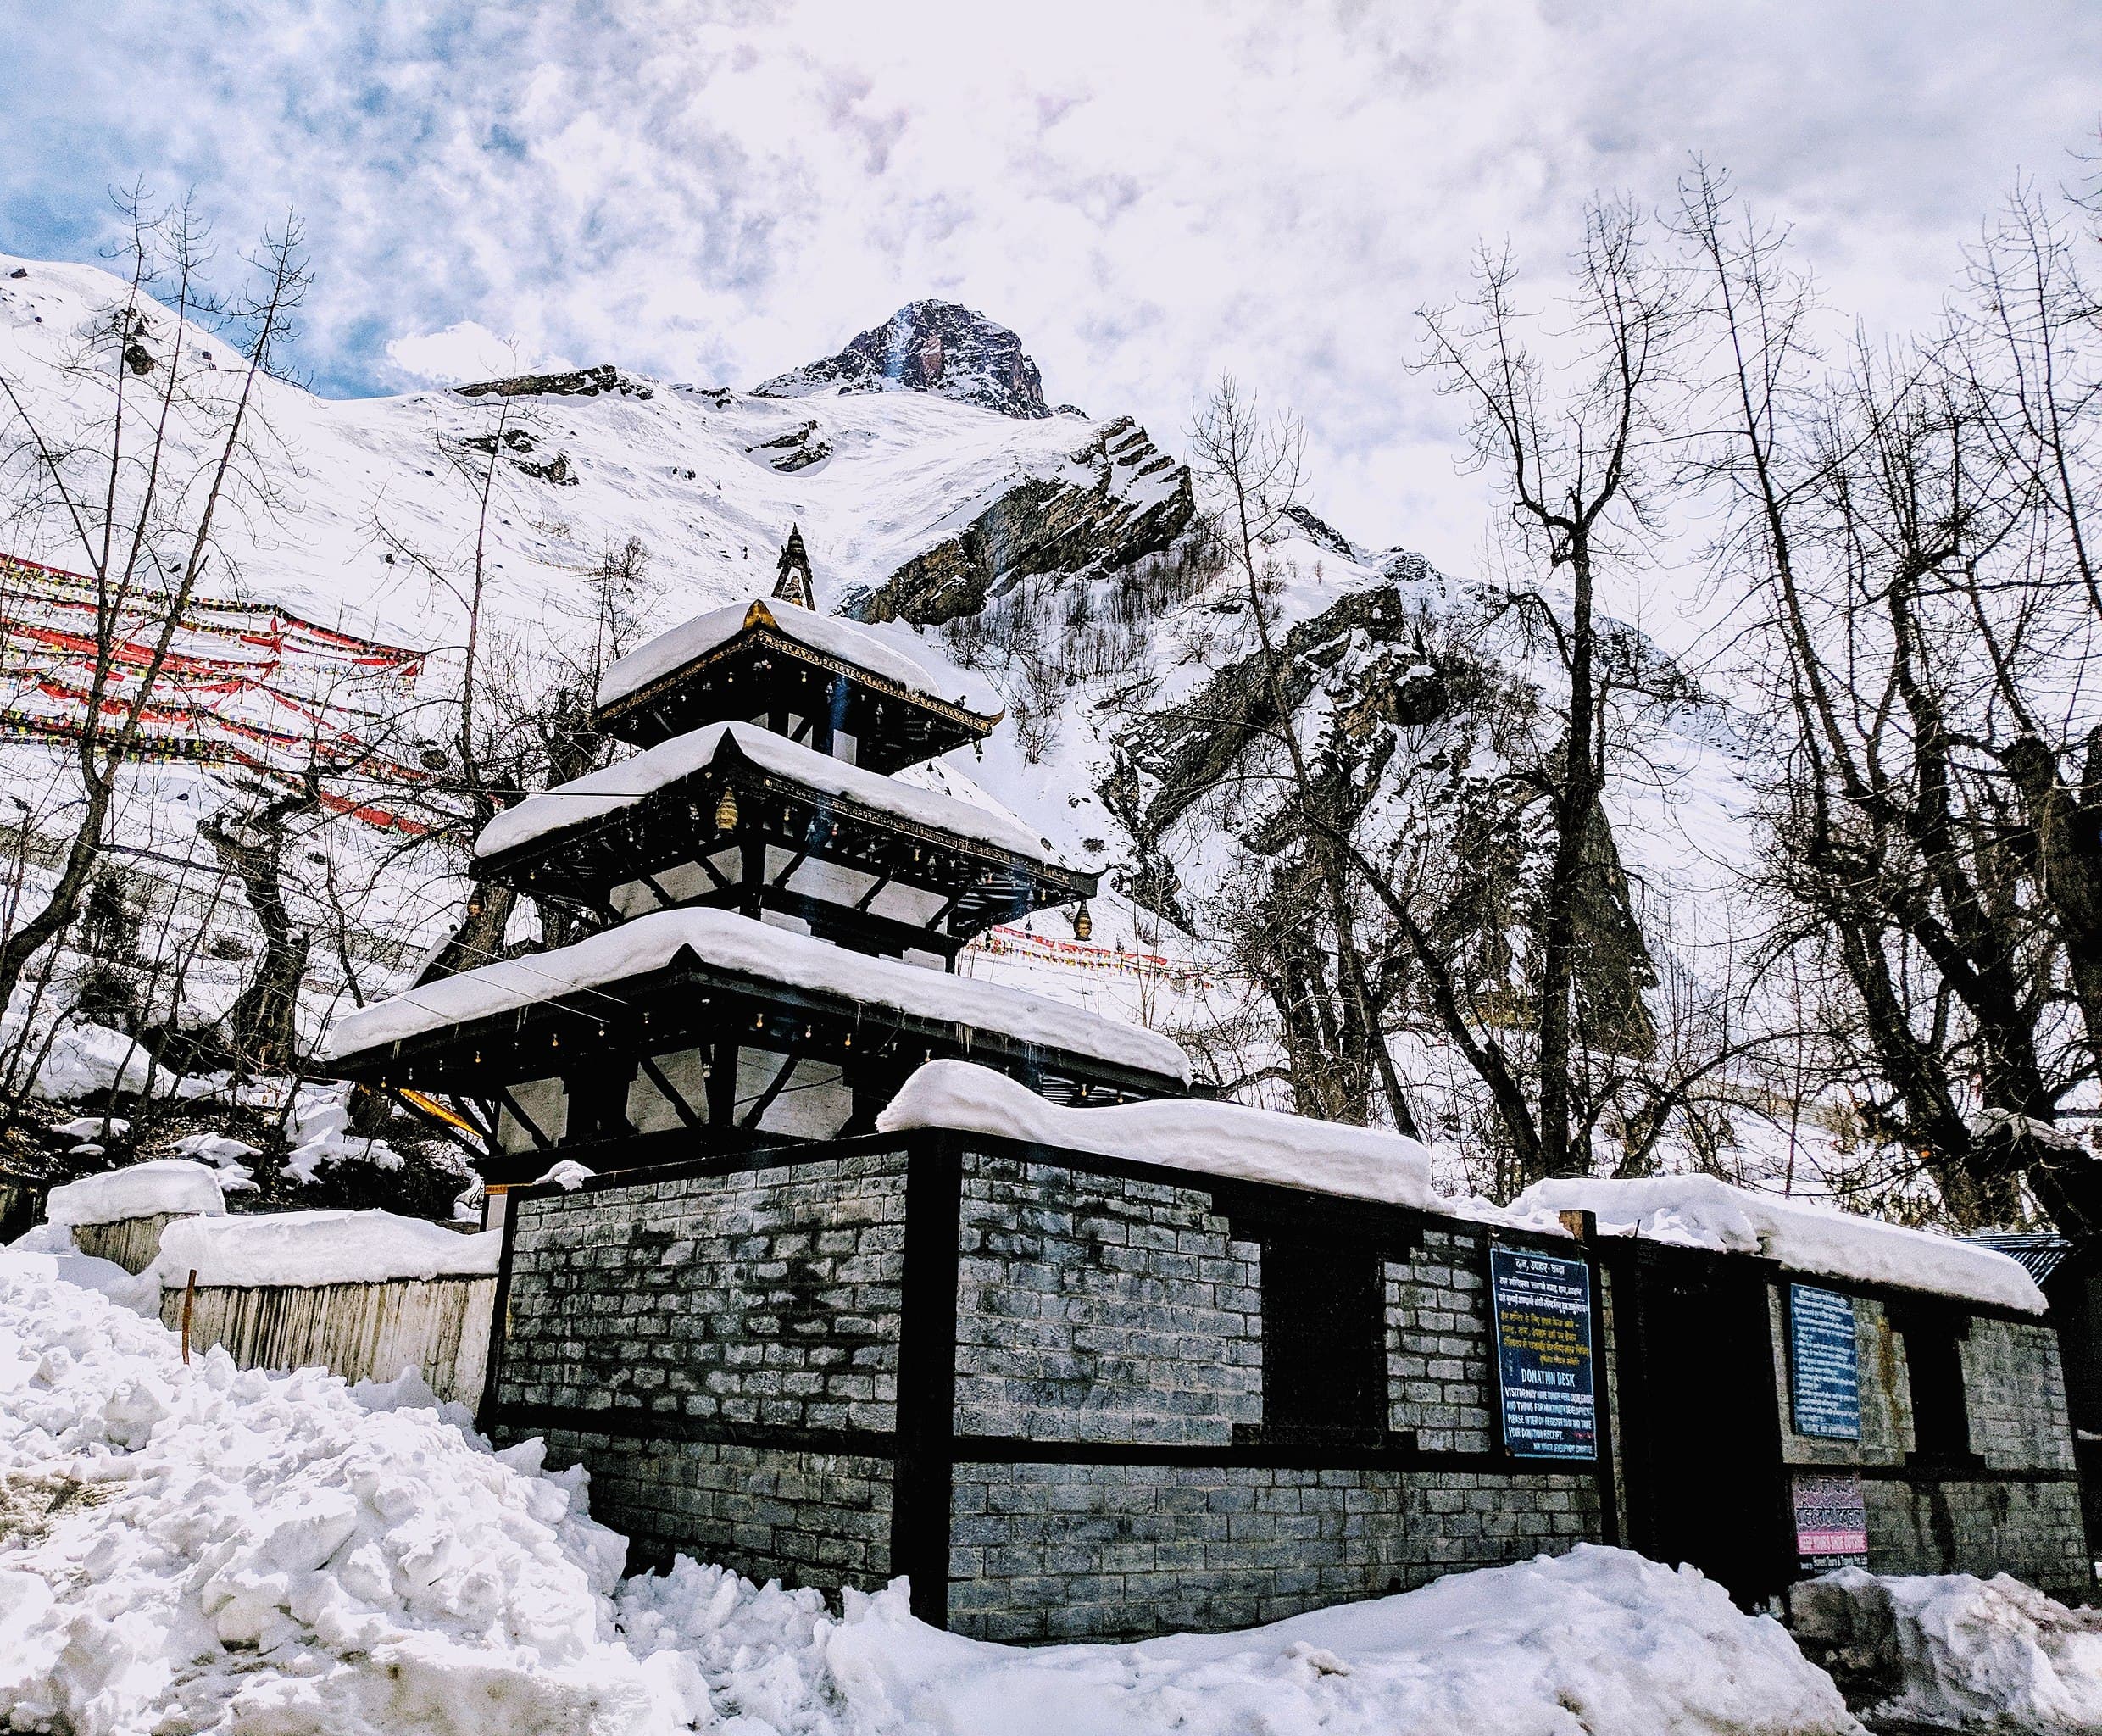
top-left (3, 0), bottom-right (2099, 597)
top-left (382, 320), bottom-right (571, 387)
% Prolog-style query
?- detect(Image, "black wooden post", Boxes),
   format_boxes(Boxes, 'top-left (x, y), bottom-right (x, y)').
top-left (890, 1133), bottom-right (962, 1626)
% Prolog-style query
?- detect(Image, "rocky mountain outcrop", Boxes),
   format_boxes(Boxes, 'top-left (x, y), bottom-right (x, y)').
top-left (756, 300), bottom-right (1053, 420)
top-left (848, 418), bottom-right (1194, 626)
top-left (455, 363), bottom-right (653, 401)
top-left (1104, 573), bottom-right (1661, 1058)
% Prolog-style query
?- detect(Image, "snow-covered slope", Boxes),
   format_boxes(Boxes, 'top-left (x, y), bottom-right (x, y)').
top-left (0, 254), bottom-right (1174, 663)
top-left (0, 243), bottom-right (1771, 1203)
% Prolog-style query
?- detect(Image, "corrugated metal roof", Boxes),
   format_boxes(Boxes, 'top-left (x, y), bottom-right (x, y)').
top-left (1964, 1232), bottom-right (2077, 1285)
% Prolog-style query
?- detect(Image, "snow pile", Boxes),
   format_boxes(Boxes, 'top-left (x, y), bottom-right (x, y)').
top-left (0, 1250), bottom-right (700, 1735)
top-left (170, 1132), bottom-right (260, 1166)
top-left (29, 1021), bottom-right (158, 1103)
top-left (43, 1158), bottom-right (225, 1230)
top-left (534, 1160), bottom-right (595, 1192)
top-left (475, 718), bottom-right (1060, 864)
top-left (0, 1252), bottom-right (1866, 1736)
top-left (1513, 1174), bottom-right (2044, 1313)
top-left (0, 1226), bottom-right (159, 1316)
top-left (0, 1013), bottom-right (229, 1107)
top-left (620, 1544), bottom-right (1856, 1736)
top-left (597, 596), bottom-right (993, 718)
top-left (53, 1116), bottom-right (128, 1142)
top-left (283, 1082), bottom-right (407, 1185)
top-left (326, 906), bottom-right (1192, 1083)
top-left (169, 1132), bottom-right (261, 1193)
top-left (1793, 1567), bottom-right (2102, 1730)
top-left (878, 1060), bottom-right (1435, 1208)
top-left (151, 1210), bottom-right (499, 1288)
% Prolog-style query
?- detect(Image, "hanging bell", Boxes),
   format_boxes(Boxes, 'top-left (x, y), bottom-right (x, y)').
top-left (1072, 902), bottom-right (1093, 942)
top-left (714, 785), bottom-right (740, 833)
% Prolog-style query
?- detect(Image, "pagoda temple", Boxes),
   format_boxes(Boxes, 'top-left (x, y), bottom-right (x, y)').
top-left (325, 537), bottom-right (1191, 1195)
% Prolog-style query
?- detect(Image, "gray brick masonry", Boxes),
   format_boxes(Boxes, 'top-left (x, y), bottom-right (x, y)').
top-left (1385, 1226), bottom-right (1495, 1453)
top-left (487, 1137), bottom-right (2082, 1636)
top-left (948, 1463), bottom-right (1599, 1641)
top-left (1864, 1477), bottom-right (2086, 1600)
top-left (953, 1155), bottom-right (1261, 1444)
top-left (1764, 1283), bottom-right (2084, 1597)
top-left (498, 1149), bottom-right (909, 1429)
top-left (546, 1427), bottom-right (893, 1589)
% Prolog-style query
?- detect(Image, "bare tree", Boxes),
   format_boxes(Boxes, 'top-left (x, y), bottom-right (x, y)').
top-left (0, 192), bottom-right (309, 1025)
top-left (1390, 198), bottom-right (1687, 1181)
top-left (1185, 379), bottom-right (1421, 1134)
top-left (1683, 164), bottom-right (2102, 1230)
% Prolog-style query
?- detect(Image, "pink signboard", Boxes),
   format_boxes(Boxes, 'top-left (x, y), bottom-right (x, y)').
top-left (1793, 1472), bottom-right (1869, 1568)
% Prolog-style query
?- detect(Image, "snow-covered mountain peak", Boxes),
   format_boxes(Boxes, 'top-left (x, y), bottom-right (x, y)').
top-left (755, 299), bottom-right (1054, 421)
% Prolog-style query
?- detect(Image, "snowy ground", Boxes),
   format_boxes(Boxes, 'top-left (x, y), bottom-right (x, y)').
top-left (0, 1249), bottom-right (1875, 1736)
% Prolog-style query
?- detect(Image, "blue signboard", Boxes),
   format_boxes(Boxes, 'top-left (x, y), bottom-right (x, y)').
top-left (1490, 1246), bottom-right (1596, 1460)
top-left (1789, 1284), bottom-right (1860, 1440)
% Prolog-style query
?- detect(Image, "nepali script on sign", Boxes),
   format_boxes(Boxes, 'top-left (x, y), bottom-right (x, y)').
top-left (1489, 1246), bottom-right (1597, 1461)
top-left (1788, 1284), bottom-right (1861, 1440)
top-left (1793, 1471), bottom-right (1869, 1568)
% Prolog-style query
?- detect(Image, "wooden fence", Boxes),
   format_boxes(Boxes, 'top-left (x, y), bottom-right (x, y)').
top-left (158, 1274), bottom-right (496, 1409)
top-left (0, 1171), bottom-right (46, 1244)
top-left (74, 1211), bottom-right (188, 1275)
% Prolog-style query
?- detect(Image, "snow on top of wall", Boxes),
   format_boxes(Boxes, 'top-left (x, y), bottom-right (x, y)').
top-left (153, 1210), bottom-right (499, 1288)
top-left (597, 597), bottom-right (989, 716)
top-left (325, 907), bottom-right (1191, 1082)
top-left (1514, 1173), bottom-right (2044, 1313)
top-left (475, 719), bottom-right (1059, 865)
top-left (877, 1060), bottom-right (1432, 1207)
top-left (43, 1158), bottom-right (225, 1229)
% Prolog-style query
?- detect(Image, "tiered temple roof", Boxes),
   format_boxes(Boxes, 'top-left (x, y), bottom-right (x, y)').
top-left (594, 596), bottom-right (1000, 767)
top-left (471, 720), bottom-right (1096, 962)
top-left (327, 541), bottom-right (1187, 1185)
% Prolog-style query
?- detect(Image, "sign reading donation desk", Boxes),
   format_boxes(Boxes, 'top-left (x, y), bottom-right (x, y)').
top-left (1789, 1284), bottom-right (1861, 1440)
top-left (1490, 1246), bottom-right (1596, 1460)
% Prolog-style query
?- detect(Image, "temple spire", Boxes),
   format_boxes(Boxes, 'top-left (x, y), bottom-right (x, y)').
top-left (773, 525), bottom-right (815, 610)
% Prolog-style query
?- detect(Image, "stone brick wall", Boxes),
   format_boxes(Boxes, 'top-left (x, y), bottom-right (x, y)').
top-left (1768, 1286), bottom-right (2072, 1473)
top-left (543, 1427), bottom-right (893, 1589)
top-left (1962, 1318), bottom-right (2077, 1473)
top-left (1384, 1225), bottom-right (1494, 1453)
top-left (947, 1463), bottom-right (1599, 1641)
top-left (952, 1155), bottom-right (1262, 1445)
top-left (1865, 1477), bottom-right (2087, 1601)
top-left (497, 1149), bottom-right (909, 1427)
top-left (1761, 1280), bottom-right (2083, 1594)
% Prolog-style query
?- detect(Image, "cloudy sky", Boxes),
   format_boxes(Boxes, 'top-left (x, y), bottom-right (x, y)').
top-left (3, 0), bottom-right (2099, 576)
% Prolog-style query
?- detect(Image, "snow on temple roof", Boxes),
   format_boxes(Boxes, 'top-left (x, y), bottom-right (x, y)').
top-left (1514, 1174), bottom-right (2045, 1313)
top-left (475, 720), bottom-right (1064, 866)
top-left (596, 598), bottom-right (993, 718)
top-left (325, 908), bottom-right (1191, 1082)
top-left (45, 1159), bottom-right (225, 1230)
top-left (877, 1060), bottom-right (1432, 1207)
top-left (153, 1210), bottom-right (500, 1288)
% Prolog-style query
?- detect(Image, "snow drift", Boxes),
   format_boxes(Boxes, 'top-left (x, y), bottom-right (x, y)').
top-left (1792, 1566), bottom-right (2102, 1731)
top-left (150, 1209), bottom-right (500, 1289)
top-left (43, 1158), bottom-right (225, 1230)
top-left (0, 1252), bottom-right (1864, 1735)
top-left (0, 1247), bottom-right (693, 1736)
